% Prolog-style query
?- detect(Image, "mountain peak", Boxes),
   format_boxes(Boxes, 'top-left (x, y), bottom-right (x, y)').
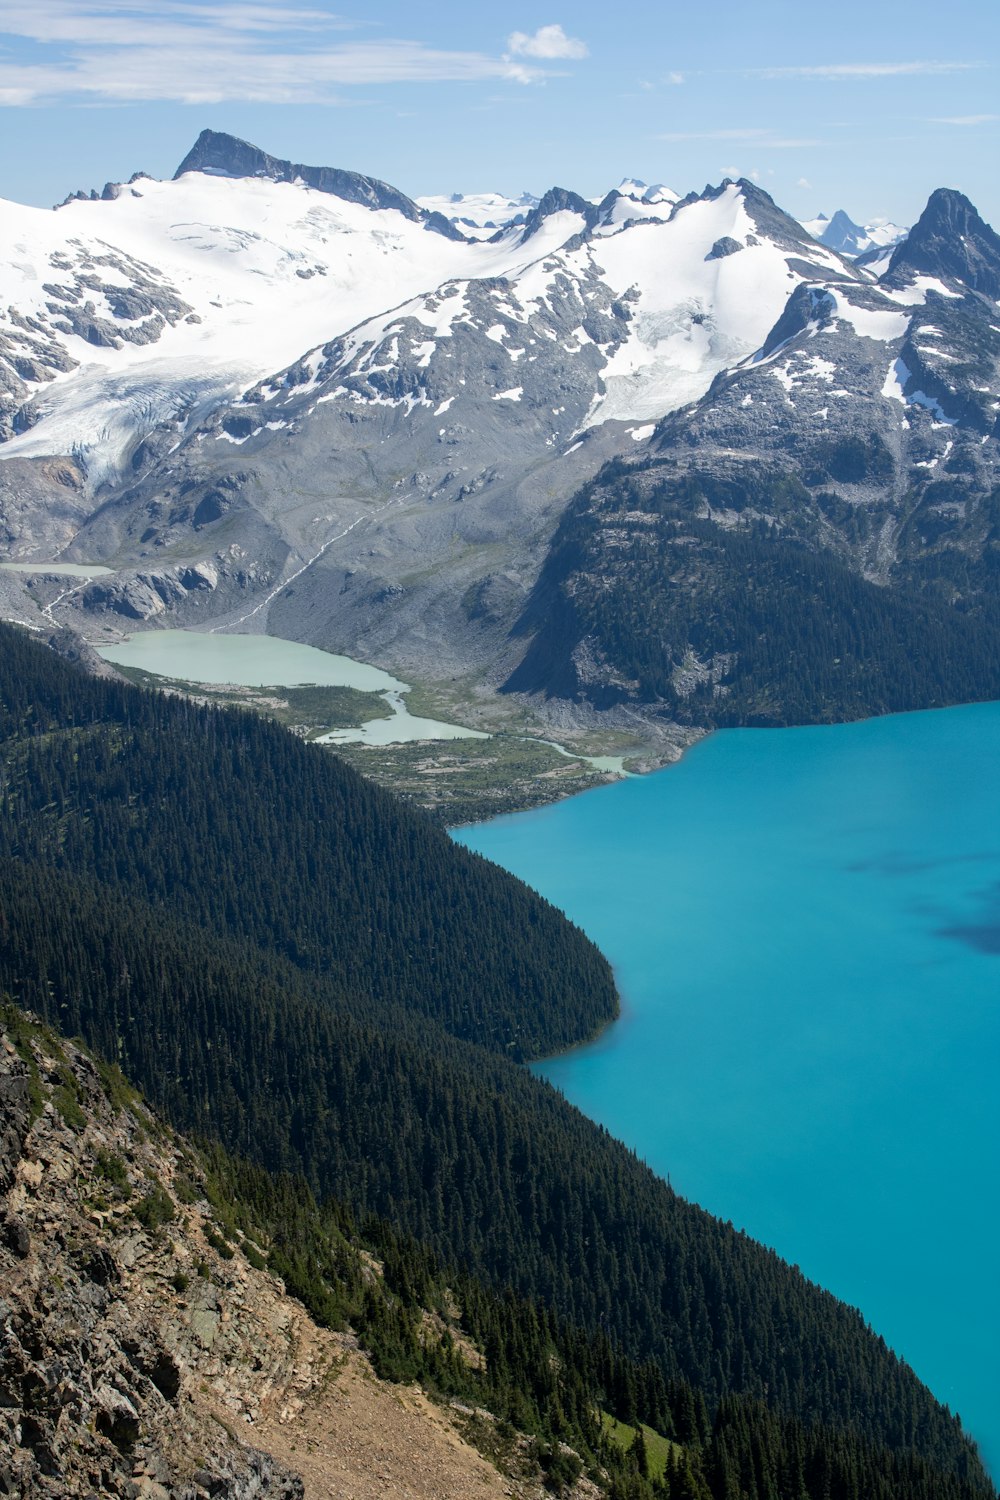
top-left (803, 209), bottom-right (909, 259)
top-left (882, 186), bottom-right (1000, 297)
top-left (513, 185), bottom-right (602, 243)
top-left (822, 209), bottom-right (866, 250)
top-left (727, 178), bottom-right (834, 257)
top-left (173, 129), bottom-right (463, 238)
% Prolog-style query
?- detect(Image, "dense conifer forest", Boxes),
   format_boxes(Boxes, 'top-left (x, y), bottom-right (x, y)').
top-left (504, 464), bottom-right (1000, 722)
top-left (0, 624), bottom-right (615, 1060)
top-left (0, 622), bottom-right (994, 1498)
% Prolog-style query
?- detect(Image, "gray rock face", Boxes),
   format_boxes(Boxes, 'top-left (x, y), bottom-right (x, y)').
top-left (706, 237), bottom-right (742, 261)
top-left (0, 1019), bottom-right (306, 1500)
top-left (514, 185), bottom-right (602, 244)
top-left (62, 245), bottom-right (643, 676)
top-left (884, 188), bottom-right (1000, 298)
top-left (0, 1058), bottom-right (30, 1194)
top-left (0, 243), bottom-right (192, 441)
top-left (757, 282), bottom-right (838, 358)
top-left (56, 172), bottom-right (153, 209)
top-left (503, 238), bottom-right (1000, 712)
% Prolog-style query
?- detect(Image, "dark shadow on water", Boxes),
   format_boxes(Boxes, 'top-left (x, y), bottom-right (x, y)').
top-left (848, 850), bottom-right (998, 876)
top-left (937, 878), bottom-right (1000, 954)
top-left (938, 922), bottom-right (1000, 955)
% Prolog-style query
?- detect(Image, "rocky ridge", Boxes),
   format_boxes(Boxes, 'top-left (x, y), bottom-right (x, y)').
top-left (174, 129), bottom-right (465, 241)
top-left (0, 1009), bottom-right (573, 1500)
top-left (502, 188), bottom-right (1000, 713)
top-left (0, 138), bottom-right (997, 742)
top-left (0, 155), bottom-right (861, 704)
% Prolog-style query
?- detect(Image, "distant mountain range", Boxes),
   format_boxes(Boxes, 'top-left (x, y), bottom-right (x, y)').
top-left (801, 207), bottom-right (908, 259)
top-left (1, 130), bottom-right (998, 736)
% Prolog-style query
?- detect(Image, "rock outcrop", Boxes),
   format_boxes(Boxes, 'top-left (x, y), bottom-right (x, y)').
top-left (0, 1014), bottom-right (306, 1499)
top-left (0, 1010), bottom-right (581, 1500)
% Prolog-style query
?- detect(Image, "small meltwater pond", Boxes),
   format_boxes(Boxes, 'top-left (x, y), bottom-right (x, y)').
top-left (96, 630), bottom-right (488, 745)
top-left (316, 690), bottom-right (489, 747)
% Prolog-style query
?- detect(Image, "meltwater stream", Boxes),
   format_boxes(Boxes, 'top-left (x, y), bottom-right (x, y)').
top-left (457, 701), bottom-right (1000, 1473)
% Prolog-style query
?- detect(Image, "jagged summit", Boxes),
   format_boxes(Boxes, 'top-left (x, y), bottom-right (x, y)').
top-left (174, 128), bottom-right (464, 239)
top-left (883, 186), bottom-right (1000, 297)
top-left (696, 178), bottom-right (843, 261)
top-left (803, 210), bottom-right (908, 260)
top-left (511, 184), bottom-right (602, 243)
top-left (814, 208), bottom-right (868, 254)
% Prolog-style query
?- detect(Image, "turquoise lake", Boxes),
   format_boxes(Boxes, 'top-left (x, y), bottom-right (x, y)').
top-left (456, 701), bottom-right (1000, 1474)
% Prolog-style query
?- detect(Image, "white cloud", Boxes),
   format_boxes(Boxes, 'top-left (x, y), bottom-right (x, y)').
top-left (930, 113), bottom-right (1000, 126)
top-left (506, 24), bottom-right (587, 60)
top-left (666, 70), bottom-right (684, 85)
top-left (796, 177), bottom-right (811, 189)
top-left (0, 1), bottom-right (549, 104)
top-left (751, 60), bottom-right (980, 80)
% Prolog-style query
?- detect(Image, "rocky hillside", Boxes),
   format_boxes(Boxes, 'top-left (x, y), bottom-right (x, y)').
top-left (0, 135), bottom-right (865, 692)
top-left (0, 1008), bottom-right (571, 1500)
top-left (2, 133), bottom-right (999, 748)
top-left (505, 188), bottom-right (1000, 723)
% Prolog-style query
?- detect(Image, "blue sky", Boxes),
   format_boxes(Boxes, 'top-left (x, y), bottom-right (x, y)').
top-left (1, 0), bottom-right (998, 228)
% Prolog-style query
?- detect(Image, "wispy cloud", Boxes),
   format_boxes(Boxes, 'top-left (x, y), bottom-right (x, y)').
top-left (506, 24), bottom-right (587, 61)
top-left (0, 1), bottom-right (553, 104)
top-left (930, 113), bottom-right (1000, 125)
top-left (750, 60), bottom-right (981, 80)
top-left (658, 128), bottom-right (821, 148)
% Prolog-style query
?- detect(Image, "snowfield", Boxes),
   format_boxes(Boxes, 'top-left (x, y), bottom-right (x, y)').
top-left (0, 157), bottom-right (899, 481)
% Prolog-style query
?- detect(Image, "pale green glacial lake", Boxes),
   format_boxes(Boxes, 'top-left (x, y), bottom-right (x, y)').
top-left (96, 630), bottom-right (487, 745)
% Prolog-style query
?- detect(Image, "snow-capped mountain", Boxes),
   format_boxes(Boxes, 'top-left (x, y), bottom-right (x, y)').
top-left (0, 135), bottom-right (861, 665)
top-left (802, 209), bottom-right (908, 258)
top-left (0, 135), bottom-right (852, 589)
top-left (0, 132), bottom-right (498, 477)
top-left (0, 135), bottom-right (850, 488)
top-left (506, 187), bottom-right (1000, 716)
top-left (1, 133), bottom-right (997, 717)
top-left (414, 178), bottom-right (677, 241)
top-left (415, 189), bottom-right (540, 238)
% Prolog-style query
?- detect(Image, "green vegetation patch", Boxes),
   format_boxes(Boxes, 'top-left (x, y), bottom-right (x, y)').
top-left (109, 663), bottom-right (388, 737)
top-left (131, 1183), bottom-right (176, 1232)
top-left (331, 733), bottom-right (613, 825)
top-left (94, 1147), bottom-right (131, 1193)
top-left (280, 683), bottom-right (390, 734)
top-left (107, 655), bottom-right (631, 820)
top-left (600, 1412), bottom-right (675, 1481)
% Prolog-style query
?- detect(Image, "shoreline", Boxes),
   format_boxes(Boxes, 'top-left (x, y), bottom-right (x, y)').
top-left (77, 620), bottom-right (1000, 828)
top-left (461, 696), bottom-right (1000, 1476)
